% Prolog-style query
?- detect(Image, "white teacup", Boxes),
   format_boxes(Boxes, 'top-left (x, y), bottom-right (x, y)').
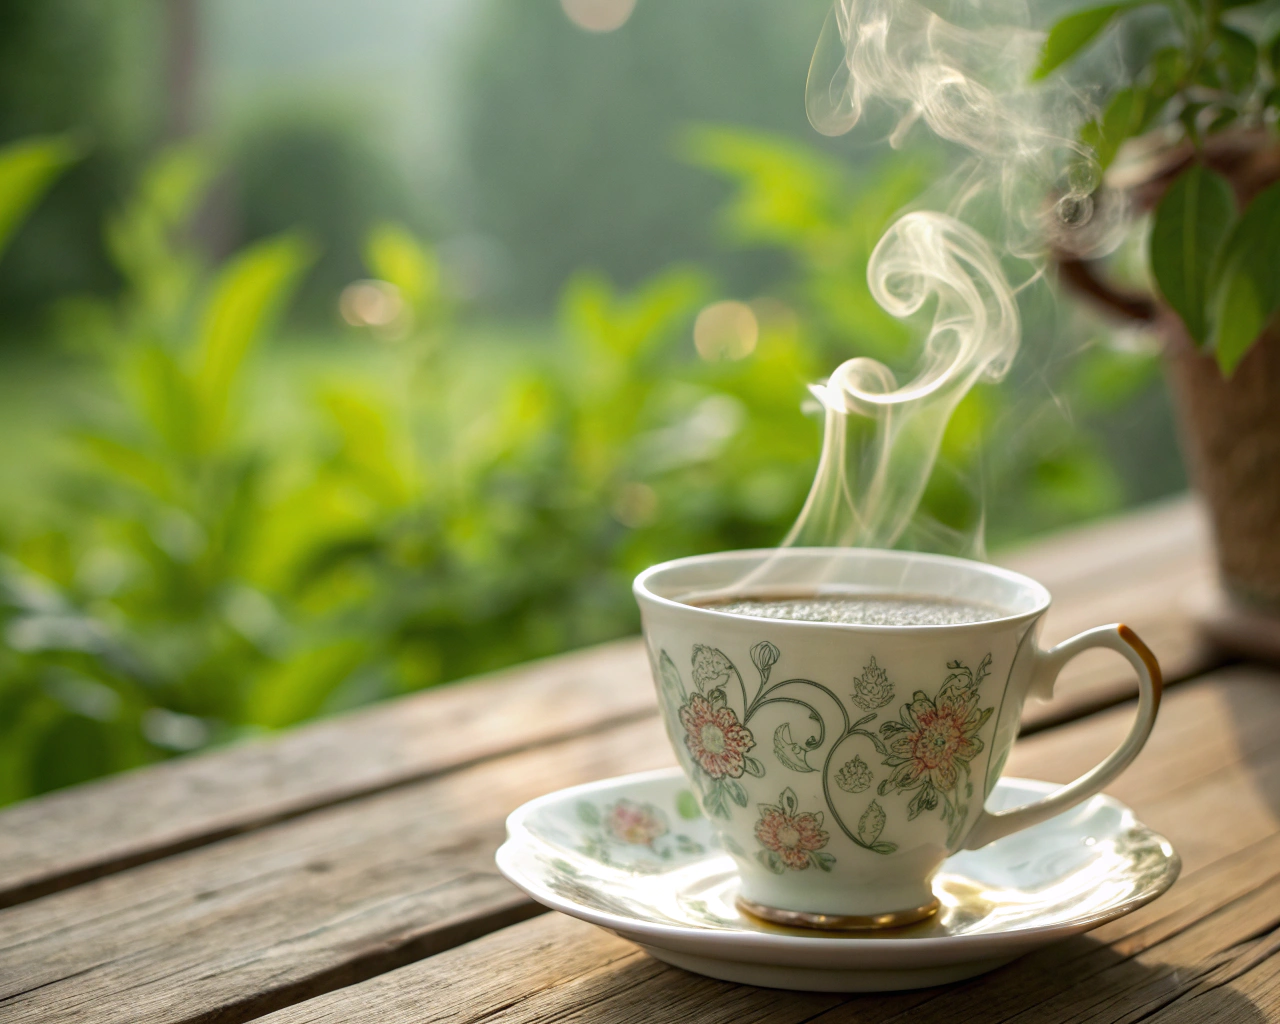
top-left (633, 548), bottom-right (1161, 929)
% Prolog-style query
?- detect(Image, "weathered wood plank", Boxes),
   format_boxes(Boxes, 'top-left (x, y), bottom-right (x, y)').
top-left (0, 714), bottom-right (676, 1024)
top-left (0, 637), bottom-right (655, 908)
top-left (0, 498), bottom-right (1218, 909)
top-left (251, 667), bottom-right (1280, 1024)
top-left (6, 664), bottom-right (1270, 1024)
top-left (1004, 495), bottom-right (1220, 733)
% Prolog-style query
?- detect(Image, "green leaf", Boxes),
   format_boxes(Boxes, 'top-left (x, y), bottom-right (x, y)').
top-left (245, 638), bottom-right (368, 727)
top-left (1215, 26), bottom-right (1258, 92)
top-left (757, 849), bottom-right (786, 874)
top-left (810, 850), bottom-right (836, 872)
top-left (772, 722), bottom-right (816, 772)
top-left (193, 232), bottom-right (315, 450)
top-left (74, 434), bottom-right (172, 499)
top-left (364, 222), bottom-right (439, 315)
top-left (1149, 165), bottom-right (1236, 345)
top-left (726, 778), bottom-right (749, 807)
top-left (742, 755), bottom-right (766, 778)
top-left (779, 786), bottom-right (799, 814)
top-left (857, 799), bottom-right (886, 845)
top-left (871, 841), bottom-right (899, 855)
top-left (0, 135), bottom-right (79, 257)
top-left (675, 790), bottom-right (702, 820)
top-left (577, 801), bottom-right (601, 826)
top-left (1034, 5), bottom-right (1126, 80)
top-left (31, 714), bottom-right (111, 795)
top-left (1081, 87), bottom-right (1147, 170)
top-left (1209, 182), bottom-right (1280, 376)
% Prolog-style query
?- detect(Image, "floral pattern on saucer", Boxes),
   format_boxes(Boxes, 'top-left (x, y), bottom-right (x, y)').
top-left (576, 793), bottom-right (706, 870)
top-left (497, 769), bottom-right (1182, 966)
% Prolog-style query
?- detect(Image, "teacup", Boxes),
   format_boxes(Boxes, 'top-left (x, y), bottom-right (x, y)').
top-left (633, 548), bottom-right (1161, 929)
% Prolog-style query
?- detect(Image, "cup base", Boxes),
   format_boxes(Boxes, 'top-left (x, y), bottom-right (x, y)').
top-left (736, 894), bottom-right (940, 932)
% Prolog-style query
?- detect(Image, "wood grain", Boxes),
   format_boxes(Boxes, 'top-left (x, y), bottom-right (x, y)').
top-left (5, 665), bottom-right (1273, 1024)
top-left (0, 637), bottom-right (655, 908)
top-left (0, 715), bottom-right (675, 1024)
top-left (1003, 495), bottom-right (1221, 733)
top-left (0, 498), bottom-right (1219, 911)
top-left (250, 667), bottom-right (1280, 1024)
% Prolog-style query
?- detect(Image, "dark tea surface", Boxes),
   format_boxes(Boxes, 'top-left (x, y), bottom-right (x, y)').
top-left (705, 594), bottom-right (1002, 626)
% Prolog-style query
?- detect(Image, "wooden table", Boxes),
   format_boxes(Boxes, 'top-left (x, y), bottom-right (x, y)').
top-left (3, 496), bottom-right (1278, 1024)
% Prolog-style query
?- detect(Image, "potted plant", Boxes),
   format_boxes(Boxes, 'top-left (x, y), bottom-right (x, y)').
top-left (1038, 0), bottom-right (1280, 652)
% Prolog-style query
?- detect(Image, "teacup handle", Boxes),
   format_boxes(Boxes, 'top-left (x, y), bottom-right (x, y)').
top-left (962, 623), bottom-right (1162, 850)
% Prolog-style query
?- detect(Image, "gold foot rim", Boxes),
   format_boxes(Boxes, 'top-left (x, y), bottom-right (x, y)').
top-left (736, 894), bottom-right (940, 932)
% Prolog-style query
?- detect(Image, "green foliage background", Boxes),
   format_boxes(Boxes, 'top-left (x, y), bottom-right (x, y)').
top-left (0, 1), bottom-right (1191, 805)
top-left (0, 127), bottom-right (1175, 804)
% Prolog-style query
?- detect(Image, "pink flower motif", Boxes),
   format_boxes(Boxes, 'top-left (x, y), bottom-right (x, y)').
top-left (882, 682), bottom-right (991, 795)
top-left (606, 799), bottom-right (669, 847)
top-left (679, 693), bottom-right (755, 779)
top-left (754, 789), bottom-right (830, 871)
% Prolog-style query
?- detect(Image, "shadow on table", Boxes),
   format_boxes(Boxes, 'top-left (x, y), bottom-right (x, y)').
top-left (608, 932), bottom-right (1270, 1023)
top-left (1221, 667), bottom-right (1280, 827)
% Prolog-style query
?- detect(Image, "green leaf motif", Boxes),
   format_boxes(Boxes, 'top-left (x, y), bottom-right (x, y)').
top-left (725, 778), bottom-right (749, 807)
top-left (703, 784), bottom-right (730, 820)
top-left (810, 850), bottom-right (836, 872)
top-left (757, 849), bottom-right (786, 875)
top-left (576, 801), bottom-right (601, 826)
top-left (1150, 165), bottom-right (1236, 346)
top-left (675, 789), bottom-right (702, 820)
top-left (742, 755), bottom-right (766, 778)
top-left (857, 799), bottom-right (886, 846)
top-left (1034, 4), bottom-right (1126, 80)
top-left (773, 722), bottom-right (816, 773)
top-left (1210, 182), bottom-right (1280, 376)
top-left (659, 650), bottom-right (686, 703)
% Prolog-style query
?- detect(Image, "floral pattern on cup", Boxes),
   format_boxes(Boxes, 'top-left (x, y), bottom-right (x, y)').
top-left (679, 693), bottom-right (756, 780)
top-left (835, 755), bottom-right (873, 793)
top-left (754, 787), bottom-right (835, 873)
top-left (879, 654), bottom-right (995, 845)
top-left (691, 644), bottom-right (736, 691)
top-left (656, 641), bottom-right (996, 858)
top-left (851, 657), bottom-right (894, 710)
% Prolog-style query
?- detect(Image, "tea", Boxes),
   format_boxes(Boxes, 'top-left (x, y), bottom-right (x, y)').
top-left (703, 594), bottom-right (1002, 626)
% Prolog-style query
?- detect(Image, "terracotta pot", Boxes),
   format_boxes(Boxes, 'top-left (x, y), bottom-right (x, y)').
top-left (1164, 320), bottom-right (1280, 609)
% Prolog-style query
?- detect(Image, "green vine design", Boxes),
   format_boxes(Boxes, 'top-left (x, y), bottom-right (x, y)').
top-left (660, 640), bottom-right (995, 858)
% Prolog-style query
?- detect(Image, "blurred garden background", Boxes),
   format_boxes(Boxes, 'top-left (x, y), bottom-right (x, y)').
top-left (0, 0), bottom-right (1187, 804)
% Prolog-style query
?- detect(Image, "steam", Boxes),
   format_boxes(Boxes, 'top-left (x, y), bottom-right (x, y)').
top-left (766, 0), bottom-right (1123, 569)
top-left (782, 211), bottom-right (1017, 550)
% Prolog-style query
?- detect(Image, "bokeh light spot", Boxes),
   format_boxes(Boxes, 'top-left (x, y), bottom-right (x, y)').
top-left (612, 481), bottom-right (658, 528)
top-left (560, 0), bottom-right (637, 33)
top-left (339, 279), bottom-right (408, 337)
top-left (694, 300), bottom-right (758, 361)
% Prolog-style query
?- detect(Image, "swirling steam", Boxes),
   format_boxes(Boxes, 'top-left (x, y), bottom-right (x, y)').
top-left (756, 0), bottom-right (1124, 578)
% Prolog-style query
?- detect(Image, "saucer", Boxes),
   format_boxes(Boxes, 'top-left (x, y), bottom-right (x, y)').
top-left (495, 768), bottom-right (1180, 992)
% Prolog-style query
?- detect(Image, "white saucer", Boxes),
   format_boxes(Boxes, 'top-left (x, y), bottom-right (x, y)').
top-left (496, 768), bottom-right (1180, 992)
